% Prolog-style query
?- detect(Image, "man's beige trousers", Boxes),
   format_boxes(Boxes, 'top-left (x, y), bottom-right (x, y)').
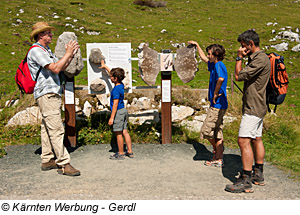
top-left (37, 93), bottom-right (70, 166)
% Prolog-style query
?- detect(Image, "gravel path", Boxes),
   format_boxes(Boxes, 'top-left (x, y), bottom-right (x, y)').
top-left (0, 143), bottom-right (299, 200)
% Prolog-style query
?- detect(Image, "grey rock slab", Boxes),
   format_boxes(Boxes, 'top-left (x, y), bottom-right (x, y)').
top-left (55, 32), bottom-right (84, 78)
top-left (174, 45), bottom-right (198, 83)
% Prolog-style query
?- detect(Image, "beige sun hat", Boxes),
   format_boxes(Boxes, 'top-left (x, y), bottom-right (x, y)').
top-left (30, 22), bottom-right (55, 41)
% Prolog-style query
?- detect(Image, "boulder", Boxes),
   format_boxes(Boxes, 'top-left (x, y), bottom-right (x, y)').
top-left (128, 109), bottom-right (160, 125)
top-left (271, 42), bottom-right (289, 51)
top-left (172, 105), bottom-right (194, 122)
top-left (6, 106), bottom-right (42, 126)
top-left (138, 43), bottom-right (160, 86)
top-left (130, 97), bottom-right (152, 110)
top-left (96, 94), bottom-right (110, 107)
top-left (292, 44), bottom-right (300, 52)
top-left (174, 45), bottom-right (198, 83)
top-left (55, 32), bottom-right (84, 78)
top-left (180, 120), bottom-right (203, 133)
top-left (278, 31), bottom-right (299, 42)
top-left (82, 101), bottom-right (92, 117)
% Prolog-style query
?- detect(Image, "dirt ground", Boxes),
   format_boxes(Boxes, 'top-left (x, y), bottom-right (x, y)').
top-left (0, 143), bottom-right (299, 200)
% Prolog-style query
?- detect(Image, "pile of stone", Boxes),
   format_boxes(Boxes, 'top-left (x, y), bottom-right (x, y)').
top-left (5, 89), bottom-right (237, 135)
top-left (267, 23), bottom-right (300, 52)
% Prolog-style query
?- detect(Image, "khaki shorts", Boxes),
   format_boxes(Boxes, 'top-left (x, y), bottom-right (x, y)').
top-left (200, 107), bottom-right (226, 139)
top-left (113, 108), bottom-right (128, 132)
top-left (238, 114), bottom-right (263, 139)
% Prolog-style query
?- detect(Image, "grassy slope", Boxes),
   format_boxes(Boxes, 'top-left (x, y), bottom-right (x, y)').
top-left (0, 0), bottom-right (299, 178)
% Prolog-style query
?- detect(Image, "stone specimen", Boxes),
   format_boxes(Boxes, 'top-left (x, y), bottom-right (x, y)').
top-left (173, 45), bottom-right (198, 83)
top-left (90, 78), bottom-right (106, 92)
top-left (138, 43), bottom-right (160, 86)
top-left (55, 32), bottom-right (84, 78)
top-left (89, 48), bottom-right (105, 64)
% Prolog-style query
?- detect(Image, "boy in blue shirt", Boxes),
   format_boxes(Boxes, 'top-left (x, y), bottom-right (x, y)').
top-left (100, 62), bottom-right (133, 160)
top-left (188, 41), bottom-right (228, 167)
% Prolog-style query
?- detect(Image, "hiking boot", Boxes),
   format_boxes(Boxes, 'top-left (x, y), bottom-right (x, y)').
top-left (225, 173), bottom-right (254, 193)
top-left (204, 159), bottom-right (224, 167)
top-left (41, 158), bottom-right (58, 171)
top-left (110, 153), bottom-right (125, 160)
top-left (125, 152), bottom-right (134, 158)
top-left (57, 163), bottom-right (80, 176)
top-left (252, 167), bottom-right (265, 186)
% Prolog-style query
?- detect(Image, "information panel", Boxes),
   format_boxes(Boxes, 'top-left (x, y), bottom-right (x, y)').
top-left (87, 43), bottom-right (132, 94)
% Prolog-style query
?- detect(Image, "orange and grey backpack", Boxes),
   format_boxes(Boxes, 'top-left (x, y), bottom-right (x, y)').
top-left (266, 52), bottom-right (289, 113)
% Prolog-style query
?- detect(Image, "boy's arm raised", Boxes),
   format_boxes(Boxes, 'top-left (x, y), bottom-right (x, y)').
top-left (188, 40), bottom-right (209, 64)
top-left (99, 59), bottom-right (111, 75)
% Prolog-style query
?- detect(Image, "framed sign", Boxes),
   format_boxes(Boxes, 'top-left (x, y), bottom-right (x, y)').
top-left (87, 43), bottom-right (132, 94)
top-left (160, 53), bottom-right (173, 71)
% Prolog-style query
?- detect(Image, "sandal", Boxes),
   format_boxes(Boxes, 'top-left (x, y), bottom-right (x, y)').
top-left (125, 152), bottom-right (134, 158)
top-left (204, 159), bottom-right (224, 167)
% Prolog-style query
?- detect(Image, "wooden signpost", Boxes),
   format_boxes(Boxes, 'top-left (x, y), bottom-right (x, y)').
top-left (64, 76), bottom-right (76, 147)
top-left (160, 51), bottom-right (173, 144)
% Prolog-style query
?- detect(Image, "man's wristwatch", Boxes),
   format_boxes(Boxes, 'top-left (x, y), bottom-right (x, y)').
top-left (236, 56), bottom-right (242, 61)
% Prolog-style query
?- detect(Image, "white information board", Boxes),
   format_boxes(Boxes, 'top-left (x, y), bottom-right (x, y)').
top-left (65, 82), bottom-right (74, 104)
top-left (87, 43), bottom-right (132, 94)
top-left (162, 80), bottom-right (171, 102)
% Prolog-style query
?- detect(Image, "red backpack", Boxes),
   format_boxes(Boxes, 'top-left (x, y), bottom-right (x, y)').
top-left (266, 52), bottom-right (289, 113)
top-left (15, 45), bottom-right (46, 94)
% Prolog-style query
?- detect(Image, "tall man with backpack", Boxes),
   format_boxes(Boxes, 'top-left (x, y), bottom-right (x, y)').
top-left (225, 30), bottom-right (271, 193)
top-left (27, 22), bottom-right (80, 176)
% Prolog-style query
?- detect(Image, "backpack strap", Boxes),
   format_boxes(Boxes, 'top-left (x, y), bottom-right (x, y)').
top-left (26, 44), bottom-right (47, 82)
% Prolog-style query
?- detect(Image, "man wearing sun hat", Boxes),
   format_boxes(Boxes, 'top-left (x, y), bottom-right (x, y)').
top-left (27, 21), bottom-right (80, 176)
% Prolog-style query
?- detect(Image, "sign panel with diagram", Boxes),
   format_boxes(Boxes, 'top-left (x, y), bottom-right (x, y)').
top-left (86, 43), bottom-right (132, 94)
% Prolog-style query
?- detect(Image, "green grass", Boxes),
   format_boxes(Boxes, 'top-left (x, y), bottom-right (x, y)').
top-left (0, 0), bottom-right (299, 179)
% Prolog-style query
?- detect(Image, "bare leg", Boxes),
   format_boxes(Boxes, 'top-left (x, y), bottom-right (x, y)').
top-left (123, 129), bottom-right (132, 153)
top-left (251, 137), bottom-right (265, 164)
top-left (115, 131), bottom-right (124, 155)
top-left (238, 137), bottom-right (253, 171)
top-left (207, 138), bottom-right (216, 159)
top-left (215, 138), bottom-right (224, 160)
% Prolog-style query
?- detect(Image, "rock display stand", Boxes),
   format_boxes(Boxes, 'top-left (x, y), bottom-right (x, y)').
top-left (55, 32), bottom-right (84, 147)
top-left (160, 51), bottom-right (173, 144)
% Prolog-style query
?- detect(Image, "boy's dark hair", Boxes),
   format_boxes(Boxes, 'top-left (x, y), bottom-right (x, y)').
top-left (206, 44), bottom-right (226, 61)
top-left (237, 29), bottom-right (260, 47)
top-left (111, 67), bottom-right (125, 82)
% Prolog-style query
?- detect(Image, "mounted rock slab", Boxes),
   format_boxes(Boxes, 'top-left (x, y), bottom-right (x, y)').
top-left (174, 45), bottom-right (198, 83)
top-left (138, 43), bottom-right (160, 86)
top-left (55, 32), bottom-right (84, 78)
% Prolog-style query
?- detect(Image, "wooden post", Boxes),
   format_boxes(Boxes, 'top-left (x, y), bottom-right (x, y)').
top-left (160, 51), bottom-right (173, 144)
top-left (161, 71), bottom-right (172, 144)
top-left (64, 76), bottom-right (76, 147)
